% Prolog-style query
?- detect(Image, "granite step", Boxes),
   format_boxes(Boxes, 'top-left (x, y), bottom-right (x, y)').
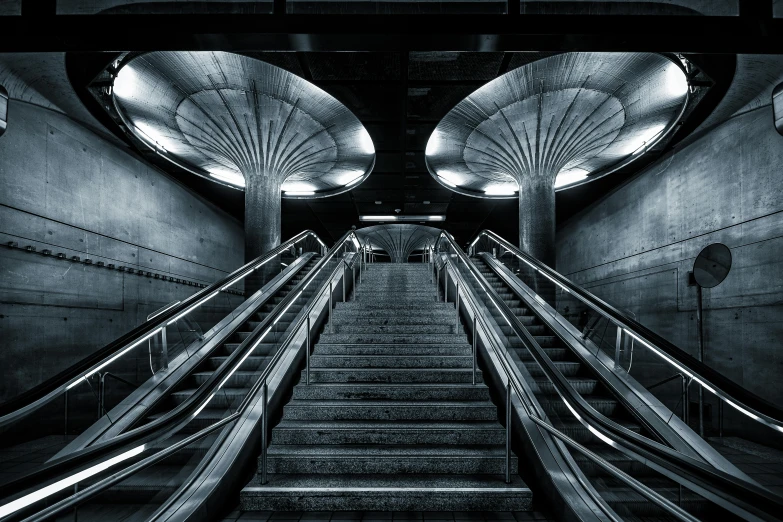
top-left (291, 384), bottom-right (491, 401)
top-left (332, 324), bottom-right (461, 335)
top-left (335, 301), bottom-right (454, 311)
top-left (317, 333), bottom-right (468, 345)
top-left (263, 445), bottom-right (519, 475)
top-left (282, 400), bottom-right (498, 421)
top-left (271, 420), bottom-right (506, 445)
top-left (331, 313), bottom-right (456, 326)
top-left (240, 474), bottom-right (532, 512)
top-left (309, 355), bottom-right (474, 369)
top-left (302, 368), bottom-right (483, 384)
top-left (313, 343), bottom-right (472, 356)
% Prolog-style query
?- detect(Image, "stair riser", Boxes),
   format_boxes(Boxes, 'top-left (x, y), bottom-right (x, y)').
top-left (332, 325), bottom-right (461, 334)
top-left (302, 370), bottom-right (483, 384)
top-left (291, 386), bottom-right (490, 401)
top-left (318, 334), bottom-right (468, 345)
top-left (271, 428), bottom-right (506, 445)
top-left (283, 405), bottom-right (498, 422)
top-left (239, 491), bottom-right (532, 512)
top-left (332, 315), bottom-right (456, 326)
top-left (263, 457), bottom-right (518, 475)
top-left (309, 356), bottom-right (474, 369)
top-left (314, 345), bottom-right (472, 356)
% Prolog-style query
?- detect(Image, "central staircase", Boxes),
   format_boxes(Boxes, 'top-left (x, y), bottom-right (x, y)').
top-left (240, 263), bottom-right (532, 511)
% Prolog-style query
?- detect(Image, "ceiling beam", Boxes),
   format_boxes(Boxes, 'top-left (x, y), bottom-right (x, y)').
top-left (2, 14), bottom-right (783, 53)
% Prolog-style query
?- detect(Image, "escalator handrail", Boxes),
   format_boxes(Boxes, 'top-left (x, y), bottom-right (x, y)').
top-left (0, 230), bottom-right (356, 513)
top-left (432, 243), bottom-right (690, 522)
top-left (9, 243), bottom-right (364, 522)
top-left (437, 231), bottom-right (783, 521)
top-left (471, 228), bottom-right (783, 433)
top-left (0, 230), bottom-right (325, 425)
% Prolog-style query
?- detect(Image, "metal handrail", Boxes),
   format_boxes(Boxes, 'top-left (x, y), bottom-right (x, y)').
top-left (0, 230), bottom-right (356, 518)
top-left (430, 243), bottom-right (689, 521)
top-left (0, 230), bottom-right (325, 425)
top-left (436, 231), bottom-right (783, 522)
top-left (9, 236), bottom-right (366, 522)
top-left (470, 229), bottom-right (783, 434)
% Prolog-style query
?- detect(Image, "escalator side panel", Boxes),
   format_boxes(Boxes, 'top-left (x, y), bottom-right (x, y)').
top-left (52, 255), bottom-right (316, 460)
top-left (480, 253), bottom-right (753, 480)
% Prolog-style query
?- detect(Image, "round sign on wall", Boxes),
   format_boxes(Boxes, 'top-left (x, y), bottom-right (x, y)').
top-left (693, 243), bottom-right (732, 289)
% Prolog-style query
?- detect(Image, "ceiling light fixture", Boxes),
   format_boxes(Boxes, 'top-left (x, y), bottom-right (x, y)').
top-left (285, 191), bottom-right (316, 196)
top-left (360, 215), bottom-right (446, 222)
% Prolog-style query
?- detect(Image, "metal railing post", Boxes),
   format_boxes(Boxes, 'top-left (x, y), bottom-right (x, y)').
top-left (98, 373), bottom-right (105, 417)
top-left (342, 263), bottom-right (347, 302)
top-left (329, 281), bottom-right (334, 334)
top-left (445, 269), bottom-right (449, 303)
top-left (472, 315), bottom-right (478, 385)
top-left (685, 377), bottom-right (691, 426)
top-left (306, 315), bottom-right (311, 386)
top-left (261, 381), bottom-right (268, 485)
top-left (614, 327), bottom-right (622, 368)
top-left (435, 267), bottom-right (440, 301)
top-left (161, 327), bottom-right (168, 372)
top-left (352, 265), bottom-right (356, 300)
top-left (681, 374), bottom-right (687, 423)
top-left (505, 381), bottom-right (512, 484)
top-left (455, 283), bottom-right (460, 330)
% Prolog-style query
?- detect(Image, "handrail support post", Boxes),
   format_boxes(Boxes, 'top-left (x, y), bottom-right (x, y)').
top-left (505, 381), bottom-right (512, 484)
top-left (329, 281), bottom-right (334, 334)
top-left (472, 315), bottom-right (478, 385)
top-left (261, 381), bottom-right (268, 485)
top-left (306, 315), bottom-right (311, 386)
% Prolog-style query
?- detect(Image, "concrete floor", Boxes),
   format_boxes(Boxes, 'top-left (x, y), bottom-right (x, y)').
top-left (222, 511), bottom-right (554, 521)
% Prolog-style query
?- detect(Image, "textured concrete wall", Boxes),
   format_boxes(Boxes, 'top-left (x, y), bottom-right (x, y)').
top-left (556, 102), bottom-right (783, 440)
top-left (0, 101), bottom-right (244, 401)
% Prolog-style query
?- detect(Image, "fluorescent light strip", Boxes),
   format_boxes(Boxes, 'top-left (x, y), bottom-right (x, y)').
top-left (285, 191), bottom-right (315, 196)
top-left (0, 445), bottom-right (146, 518)
top-left (67, 328), bottom-right (162, 390)
top-left (274, 293), bottom-right (301, 324)
top-left (193, 393), bottom-right (215, 418)
top-left (359, 215), bottom-right (446, 222)
top-left (168, 290), bottom-right (220, 326)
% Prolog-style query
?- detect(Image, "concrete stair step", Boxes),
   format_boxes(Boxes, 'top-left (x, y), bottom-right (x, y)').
top-left (313, 343), bottom-right (472, 356)
top-left (331, 310), bottom-right (455, 322)
top-left (262, 445), bottom-right (519, 475)
top-left (271, 420), bottom-right (506, 445)
top-left (335, 301), bottom-right (454, 311)
top-left (332, 324), bottom-right (461, 335)
top-left (302, 368), bottom-right (483, 384)
top-left (282, 400), bottom-right (498, 421)
top-left (291, 384), bottom-right (491, 401)
top-left (524, 361), bottom-right (582, 377)
top-left (309, 355), bottom-right (474, 369)
top-left (240, 474), bottom-right (532, 512)
top-left (317, 333), bottom-right (468, 345)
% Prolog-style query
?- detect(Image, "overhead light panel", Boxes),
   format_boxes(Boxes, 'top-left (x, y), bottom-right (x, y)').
top-left (360, 215), bottom-right (446, 222)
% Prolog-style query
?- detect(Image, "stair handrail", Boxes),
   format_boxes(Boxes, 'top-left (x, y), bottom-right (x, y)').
top-left (0, 230), bottom-right (362, 520)
top-left (0, 230), bottom-right (327, 427)
top-left (470, 229), bottom-right (783, 435)
top-left (8, 238), bottom-right (366, 522)
top-left (436, 230), bottom-right (783, 522)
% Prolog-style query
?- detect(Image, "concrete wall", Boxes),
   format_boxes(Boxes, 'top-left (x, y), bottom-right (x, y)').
top-left (0, 100), bottom-right (244, 401)
top-left (556, 93), bottom-right (783, 441)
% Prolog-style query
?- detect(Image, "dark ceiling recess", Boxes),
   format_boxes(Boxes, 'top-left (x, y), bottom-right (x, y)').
top-left (68, 51), bottom-right (733, 247)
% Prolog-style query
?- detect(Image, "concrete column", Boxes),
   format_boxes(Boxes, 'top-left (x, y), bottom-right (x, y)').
top-left (244, 174), bottom-right (282, 294)
top-left (518, 178), bottom-right (556, 268)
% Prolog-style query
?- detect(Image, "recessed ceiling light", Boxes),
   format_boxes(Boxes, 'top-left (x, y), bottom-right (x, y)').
top-left (360, 215), bottom-right (445, 222)
top-left (375, 201), bottom-right (382, 204)
top-left (423, 201), bottom-right (431, 205)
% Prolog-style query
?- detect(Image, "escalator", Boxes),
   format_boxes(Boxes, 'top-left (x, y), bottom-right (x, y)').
top-left (470, 255), bottom-right (733, 520)
top-left (0, 229), bottom-right (363, 522)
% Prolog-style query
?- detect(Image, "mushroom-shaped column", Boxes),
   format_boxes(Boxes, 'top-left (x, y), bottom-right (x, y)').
top-left (112, 51), bottom-right (375, 286)
top-left (425, 52), bottom-right (688, 267)
top-left (355, 225), bottom-right (440, 263)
